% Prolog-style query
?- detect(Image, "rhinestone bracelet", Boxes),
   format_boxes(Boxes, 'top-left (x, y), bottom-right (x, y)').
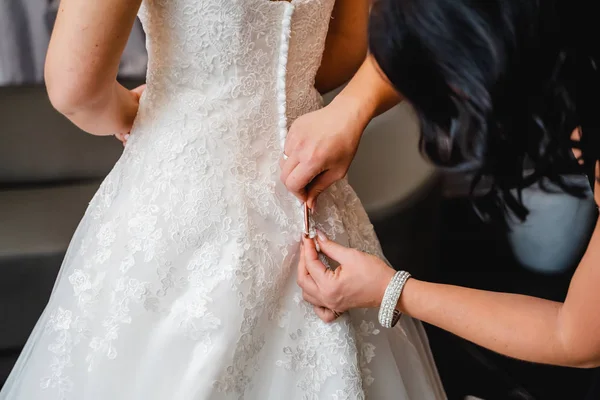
top-left (378, 271), bottom-right (411, 328)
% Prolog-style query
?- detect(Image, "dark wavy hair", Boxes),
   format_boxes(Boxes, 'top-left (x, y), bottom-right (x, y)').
top-left (369, 0), bottom-right (600, 221)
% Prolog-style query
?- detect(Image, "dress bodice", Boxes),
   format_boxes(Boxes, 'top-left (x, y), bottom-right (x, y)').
top-left (138, 0), bottom-right (335, 150)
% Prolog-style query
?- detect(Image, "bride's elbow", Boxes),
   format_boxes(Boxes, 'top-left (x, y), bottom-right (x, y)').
top-left (45, 64), bottom-right (110, 119)
top-left (46, 77), bottom-right (94, 118)
top-left (46, 83), bottom-right (81, 117)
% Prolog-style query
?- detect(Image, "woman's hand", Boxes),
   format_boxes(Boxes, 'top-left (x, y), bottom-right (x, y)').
top-left (114, 84), bottom-right (146, 146)
top-left (297, 220), bottom-right (600, 368)
top-left (280, 56), bottom-right (402, 208)
top-left (281, 96), bottom-right (368, 208)
top-left (297, 231), bottom-right (396, 322)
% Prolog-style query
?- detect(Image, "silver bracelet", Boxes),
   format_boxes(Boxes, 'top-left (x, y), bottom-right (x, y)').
top-left (378, 271), bottom-right (411, 328)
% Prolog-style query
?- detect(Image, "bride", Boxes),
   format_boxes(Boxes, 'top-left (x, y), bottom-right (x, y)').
top-left (0, 0), bottom-right (445, 399)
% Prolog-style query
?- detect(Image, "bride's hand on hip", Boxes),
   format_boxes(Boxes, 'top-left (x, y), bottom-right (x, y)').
top-left (115, 84), bottom-right (146, 146)
top-left (280, 96), bottom-right (368, 208)
top-left (297, 231), bottom-right (396, 322)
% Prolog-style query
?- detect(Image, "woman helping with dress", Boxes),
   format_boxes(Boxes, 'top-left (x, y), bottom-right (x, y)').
top-left (0, 0), bottom-right (445, 399)
top-left (289, 0), bottom-right (600, 372)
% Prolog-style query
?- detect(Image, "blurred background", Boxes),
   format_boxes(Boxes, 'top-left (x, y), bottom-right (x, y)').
top-left (0, 1), bottom-right (598, 399)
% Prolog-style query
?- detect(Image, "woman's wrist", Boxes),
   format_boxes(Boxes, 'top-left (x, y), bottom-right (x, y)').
top-left (377, 270), bottom-right (410, 327)
top-left (395, 277), bottom-right (421, 315)
top-left (338, 56), bottom-right (402, 119)
top-left (332, 86), bottom-right (378, 129)
top-left (328, 56), bottom-right (399, 135)
top-left (375, 270), bottom-right (421, 315)
top-left (374, 266), bottom-right (398, 308)
top-left (328, 90), bottom-right (373, 139)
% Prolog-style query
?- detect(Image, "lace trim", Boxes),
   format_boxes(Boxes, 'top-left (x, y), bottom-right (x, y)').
top-left (277, 3), bottom-right (295, 151)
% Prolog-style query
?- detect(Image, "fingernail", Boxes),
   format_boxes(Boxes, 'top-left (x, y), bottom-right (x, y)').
top-left (124, 134), bottom-right (130, 140)
top-left (316, 230), bottom-right (327, 241)
top-left (314, 238), bottom-right (321, 253)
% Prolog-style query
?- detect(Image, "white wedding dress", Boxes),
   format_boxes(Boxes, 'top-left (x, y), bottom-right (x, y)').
top-left (0, 1), bottom-right (446, 399)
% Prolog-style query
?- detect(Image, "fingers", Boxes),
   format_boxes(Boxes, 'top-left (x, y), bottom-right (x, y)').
top-left (280, 139), bottom-right (323, 203)
top-left (306, 171), bottom-right (340, 209)
top-left (280, 156), bottom-right (300, 191)
top-left (115, 133), bottom-right (130, 146)
top-left (280, 122), bottom-right (327, 203)
top-left (312, 306), bottom-right (338, 323)
top-left (131, 84), bottom-right (146, 99)
top-left (315, 231), bottom-right (353, 264)
top-left (284, 162), bottom-right (322, 203)
top-left (302, 237), bottom-right (321, 263)
top-left (297, 246), bottom-right (320, 298)
top-left (302, 237), bottom-right (330, 282)
top-left (298, 241), bottom-right (329, 309)
top-left (297, 242), bottom-right (307, 277)
top-left (280, 130), bottom-right (299, 183)
top-left (302, 292), bottom-right (325, 308)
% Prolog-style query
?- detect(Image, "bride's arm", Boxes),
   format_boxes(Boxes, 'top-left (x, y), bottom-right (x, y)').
top-left (315, 0), bottom-right (370, 94)
top-left (45, 0), bottom-right (143, 136)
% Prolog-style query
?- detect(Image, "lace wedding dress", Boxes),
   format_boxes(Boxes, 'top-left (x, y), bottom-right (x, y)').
top-left (0, 0), bottom-right (446, 399)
